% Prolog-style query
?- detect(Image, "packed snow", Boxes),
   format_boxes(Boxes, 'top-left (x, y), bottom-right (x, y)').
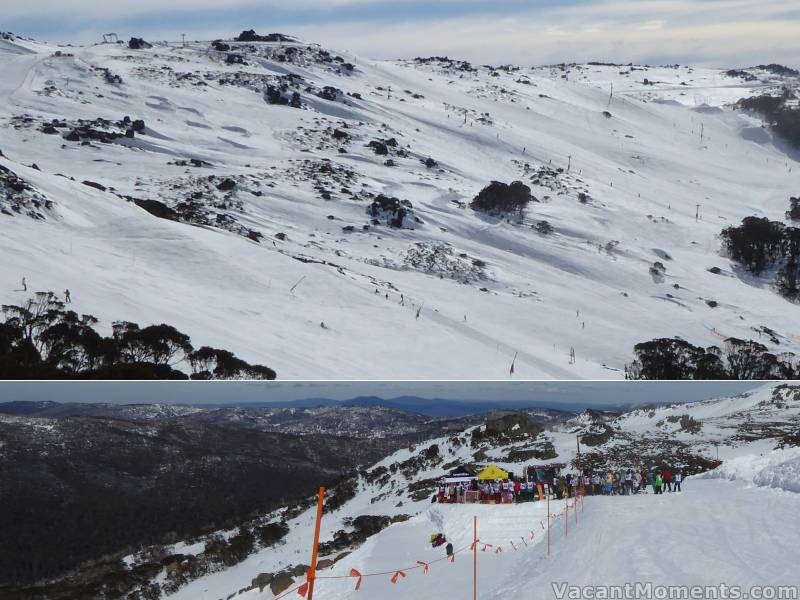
top-left (149, 382), bottom-right (800, 599)
top-left (1, 34), bottom-right (798, 378)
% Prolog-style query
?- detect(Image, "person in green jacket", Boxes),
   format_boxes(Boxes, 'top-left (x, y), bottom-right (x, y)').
top-left (654, 473), bottom-right (663, 494)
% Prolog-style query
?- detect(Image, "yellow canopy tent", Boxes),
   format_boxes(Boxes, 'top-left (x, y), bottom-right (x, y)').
top-left (476, 464), bottom-right (509, 480)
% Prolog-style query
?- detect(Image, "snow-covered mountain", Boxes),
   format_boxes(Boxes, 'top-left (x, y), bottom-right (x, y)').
top-left (35, 382), bottom-right (791, 600)
top-left (2, 32), bottom-right (799, 379)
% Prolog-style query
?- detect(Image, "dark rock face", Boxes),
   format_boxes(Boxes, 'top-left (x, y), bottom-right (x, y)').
top-left (367, 194), bottom-right (415, 228)
top-left (484, 414), bottom-right (544, 439)
top-left (216, 178), bottom-right (237, 192)
top-left (133, 198), bottom-right (179, 221)
top-left (82, 180), bottom-right (106, 192)
top-left (128, 37), bottom-right (152, 50)
top-left (211, 40), bottom-right (230, 52)
top-left (235, 30), bottom-right (294, 43)
top-left (368, 140), bottom-right (389, 155)
top-left (421, 157), bottom-right (438, 169)
top-left (317, 86), bottom-right (341, 101)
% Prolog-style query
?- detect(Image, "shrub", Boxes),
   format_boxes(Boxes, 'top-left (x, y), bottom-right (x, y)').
top-left (720, 216), bottom-right (785, 274)
top-left (470, 181), bottom-right (532, 217)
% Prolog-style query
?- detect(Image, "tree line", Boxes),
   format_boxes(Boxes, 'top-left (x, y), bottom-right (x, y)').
top-left (0, 292), bottom-right (276, 379)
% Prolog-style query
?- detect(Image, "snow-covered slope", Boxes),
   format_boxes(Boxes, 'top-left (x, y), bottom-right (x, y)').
top-left (107, 382), bottom-right (798, 599)
top-left (1, 34), bottom-right (798, 378)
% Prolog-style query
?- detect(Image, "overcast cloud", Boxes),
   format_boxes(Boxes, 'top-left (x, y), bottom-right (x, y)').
top-left (5, 0), bottom-right (799, 68)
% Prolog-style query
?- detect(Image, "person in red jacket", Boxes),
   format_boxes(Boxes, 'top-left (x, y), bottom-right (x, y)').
top-left (663, 468), bottom-right (673, 492)
top-left (514, 480), bottom-right (521, 502)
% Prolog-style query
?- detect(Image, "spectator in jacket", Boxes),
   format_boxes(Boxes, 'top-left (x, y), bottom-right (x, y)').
top-left (673, 470), bottom-right (683, 492)
top-left (663, 468), bottom-right (673, 492)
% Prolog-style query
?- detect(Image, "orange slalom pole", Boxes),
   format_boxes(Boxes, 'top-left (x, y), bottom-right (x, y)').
top-left (307, 486), bottom-right (326, 600)
top-left (546, 492), bottom-right (551, 557)
top-left (473, 515), bottom-right (477, 600)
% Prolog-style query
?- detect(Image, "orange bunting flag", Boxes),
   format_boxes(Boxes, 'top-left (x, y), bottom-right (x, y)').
top-left (297, 582), bottom-right (309, 597)
top-left (540, 521), bottom-right (545, 530)
top-left (482, 543), bottom-right (493, 552)
top-left (470, 539), bottom-right (481, 551)
top-left (416, 561), bottom-right (429, 574)
top-left (390, 571), bottom-right (406, 584)
top-left (510, 541), bottom-right (517, 551)
top-left (350, 569), bottom-right (363, 591)
top-left (530, 530), bottom-right (536, 540)
top-left (449, 553), bottom-right (455, 563)
top-left (495, 547), bottom-right (503, 554)
top-left (521, 537), bottom-right (528, 547)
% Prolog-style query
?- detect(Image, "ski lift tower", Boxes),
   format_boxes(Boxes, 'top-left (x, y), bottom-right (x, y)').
top-left (102, 33), bottom-right (118, 44)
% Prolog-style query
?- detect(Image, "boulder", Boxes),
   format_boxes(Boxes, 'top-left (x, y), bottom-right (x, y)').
top-left (251, 572), bottom-right (273, 592)
top-left (270, 573), bottom-right (294, 596)
top-left (82, 180), bottom-right (107, 192)
top-left (128, 37), bottom-right (152, 50)
top-left (216, 178), bottom-right (237, 192)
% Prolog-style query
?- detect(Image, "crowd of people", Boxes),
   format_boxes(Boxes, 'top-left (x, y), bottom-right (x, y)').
top-left (583, 467), bottom-right (684, 496)
top-left (435, 467), bottom-right (685, 504)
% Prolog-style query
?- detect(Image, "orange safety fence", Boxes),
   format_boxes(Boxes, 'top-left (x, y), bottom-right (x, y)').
top-left (268, 493), bottom-right (585, 599)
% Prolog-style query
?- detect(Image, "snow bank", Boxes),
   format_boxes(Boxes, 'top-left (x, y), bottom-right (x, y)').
top-left (699, 445), bottom-right (800, 492)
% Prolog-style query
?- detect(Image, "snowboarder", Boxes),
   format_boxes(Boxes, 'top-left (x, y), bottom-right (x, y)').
top-left (21, 276), bottom-right (27, 292)
top-left (64, 289), bottom-right (71, 303)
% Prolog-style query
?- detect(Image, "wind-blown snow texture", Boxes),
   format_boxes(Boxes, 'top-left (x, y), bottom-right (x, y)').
top-left (148, 382), bottom-right (800, 599)
top-left (1, 34), bottom-right (798, 378)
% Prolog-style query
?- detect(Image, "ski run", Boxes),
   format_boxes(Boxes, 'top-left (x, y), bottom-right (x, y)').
top-left (1, 33), bottom-right (799, 378)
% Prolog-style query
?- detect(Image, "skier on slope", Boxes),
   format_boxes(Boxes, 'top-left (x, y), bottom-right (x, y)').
top-left (64, 289), bottom-right (71, 303)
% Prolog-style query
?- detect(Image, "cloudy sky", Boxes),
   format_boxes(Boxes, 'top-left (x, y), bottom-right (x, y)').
top-left (0, 381), bottom-right (763, 409)
top-left (6, 0), bottom-right (800, 68)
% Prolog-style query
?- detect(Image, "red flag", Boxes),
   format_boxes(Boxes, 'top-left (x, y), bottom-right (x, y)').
top-left (350, 569), bottom-right (362, 591)
top-left (297, 582), bottom-right (308, 597)
top-left (416, 561), bottom-right (429, 574)
top-left (391, 570), bottom-right (407, 584)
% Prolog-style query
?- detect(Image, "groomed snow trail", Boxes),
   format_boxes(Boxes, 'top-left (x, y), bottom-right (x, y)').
top-left (501, 480), bottom-right (799, 597)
